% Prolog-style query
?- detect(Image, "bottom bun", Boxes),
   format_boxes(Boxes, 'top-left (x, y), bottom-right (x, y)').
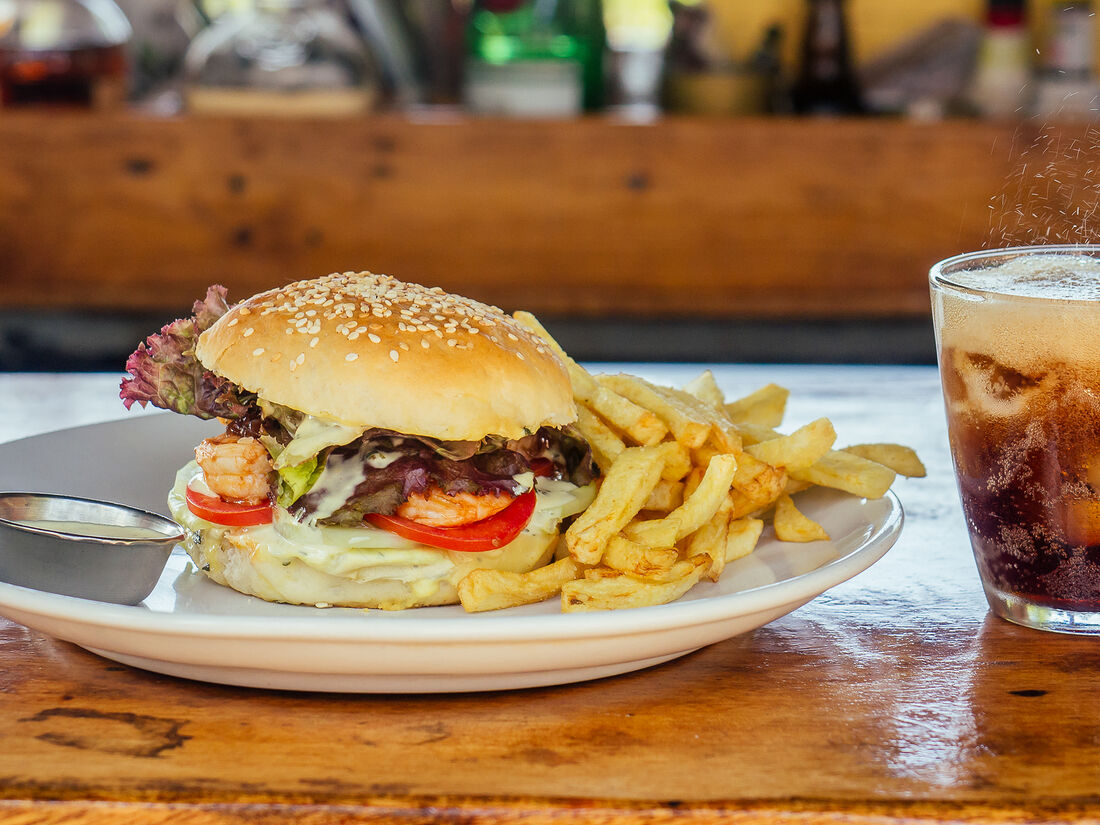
top-left (180, 519), bottom-right (559, 611)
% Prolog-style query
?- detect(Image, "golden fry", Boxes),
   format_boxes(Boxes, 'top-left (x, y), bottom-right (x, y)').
top-left (725, 517), bottom-right (765, 562)
top-left (682, 465), bottom-right (706, 500)
top-left (773, 494), bottom-right (830, 542)
top-left (687, 498), bottom-right (734, 581)
top-left (745, 417), bottom-right (837, 471)
top-left (729, 451), bottom-right (788, 519)
top-left (843, 443), bottom-right (927, 478)
top-left (724, 384), bottom-right (790, 429)
top-left (512, 312), bottom-right (668, 445)
top-left (599, 374), bottom-right (712, 449)
top-left (511, 311), bottom-right (598, 398)
top-left (791, 450), bottom-right (896, 499)
top-left (645, 381), bottom-right (741, 453)
top-left (682, 369), bottom-right (726, 407)
top-left (561, 556), bottom-right (709, 612)
top-left (658, 440), bottom-right (693, 482)
top-left (458, 557), bottom-right (583, 612)
top-left (642, 479), bottom-right (685, 513)
top-left (590, 385), bottom-right (669, 446)
top-left (603, 535), bottom-right (679, 579)
top-left (576, 404), bottom-right (625, 473)
top-left (624, 453), bottom-right (738, 547)
top-left (566, 445), bottom-right (668, 564)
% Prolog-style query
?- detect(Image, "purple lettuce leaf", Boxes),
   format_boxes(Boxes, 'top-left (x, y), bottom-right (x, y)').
top-left (119, 285), bottom-right (257, 421)
top-left (294, 427), bottom-right (598, 523)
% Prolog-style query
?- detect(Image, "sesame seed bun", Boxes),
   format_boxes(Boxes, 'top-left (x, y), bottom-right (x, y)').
top-left (194, 272), bottom-right (576, 440)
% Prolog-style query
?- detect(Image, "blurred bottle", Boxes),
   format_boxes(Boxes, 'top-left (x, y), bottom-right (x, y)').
top-left (113, 0), bottom-right (192, 106)
top-left (408, 0), bottom-right (470, 105)
top-left (967, 0), bottom-right (1031, 118)
top-left (662, 0), bottom-right (752, 116)
top-left (464, 0), bottom-right (605, 117)
top-left (749, 23), bottom-right (790, 114)
top-left (345, 0), bottom-right (428, 107)
top-left (790, 0), bottom-right (862, 115)
top-left (1033, 1), bottom-right (1098, 120)
top-left (603, 0), bottom-right (670, 120)
top-left (183, 0), bottom-right (377, 116)
top-left (0, 0), bottom-right (132, 107)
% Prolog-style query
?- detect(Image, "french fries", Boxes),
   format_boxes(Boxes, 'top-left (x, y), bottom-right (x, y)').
top-left (566, 445), bottom-right (668, 565)
top-left (562, 556), bottom-right (710, 612)
top-left (458, 557), bottom-right (584, 613)
top-left (453, 318), bottom-right (922, 612)
top-left (843, 443), bottom-right (927, 478)
top-left (773, 494), bottom-right (830, 543)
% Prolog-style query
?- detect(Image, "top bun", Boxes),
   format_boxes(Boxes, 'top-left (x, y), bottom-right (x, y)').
top-left (195, 272), bottom-right (576, 441)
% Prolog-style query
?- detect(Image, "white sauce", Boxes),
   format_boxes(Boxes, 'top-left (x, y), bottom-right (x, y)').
top-left (274, 415), bottom-right (366, 469)
top-left (304, 452), bottom-right (369, 523)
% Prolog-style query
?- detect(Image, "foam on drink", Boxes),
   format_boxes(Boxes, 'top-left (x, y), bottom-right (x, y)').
top-left (935, 254), bottom-right (1100, 375)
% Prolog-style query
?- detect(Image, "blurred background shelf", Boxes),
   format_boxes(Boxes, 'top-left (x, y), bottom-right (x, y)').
top-left (0, 113), bottom-right (1022, 366)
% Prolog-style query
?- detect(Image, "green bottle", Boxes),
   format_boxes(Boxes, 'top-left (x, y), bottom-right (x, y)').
top-left (465, 0), bottom-right (605, 116)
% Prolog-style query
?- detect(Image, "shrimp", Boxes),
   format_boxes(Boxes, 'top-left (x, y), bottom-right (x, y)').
top-left (195, 433), bottom-right (274, 504)
top-left (396, 488), bottom-right (513, 528)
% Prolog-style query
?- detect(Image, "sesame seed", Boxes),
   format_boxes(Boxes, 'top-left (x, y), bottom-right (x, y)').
top-left (421, 338), bottom-right (430, 349)
top-left (516, 352), bottom-right (525, 360)
top-left (227, 318), bottom-right (239, 327)
top-left (368, 333), bottom-right (381, 344)
top-left (252, 347), bottom-right (264, 356)
top-left (243, 327), bottom-right (254, 337)
top-left (310, 337), bottom-right (319, 348)
top-left (296, 353), bottom-right (305, 365)
top-left (399, 342), bottom-right (409, 351)
top-left (346, 353), bottom-right (358, 362)
top-left (389, 349), bottom-right (399, 362)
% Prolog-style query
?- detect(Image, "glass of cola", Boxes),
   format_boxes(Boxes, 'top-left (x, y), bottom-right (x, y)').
top-left (932, 245), bottom-right (1100, 634)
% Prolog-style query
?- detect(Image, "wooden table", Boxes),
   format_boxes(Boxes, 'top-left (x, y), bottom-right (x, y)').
top-left (2, 365), bottom-right (1098, 824)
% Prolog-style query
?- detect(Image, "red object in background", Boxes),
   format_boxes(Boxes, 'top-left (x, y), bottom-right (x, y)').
top-left (986, 0), bottom-right (1026, 28)
top-left (479, 0), bottom-right (525, 12)
top-left (0, 43), bottom-right (127, 106)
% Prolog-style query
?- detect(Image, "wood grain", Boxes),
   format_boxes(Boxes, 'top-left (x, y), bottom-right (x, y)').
top-left (0, 114), bottom-right (1043, 319)
top-left (3, 367), bottom-right (1100, 824)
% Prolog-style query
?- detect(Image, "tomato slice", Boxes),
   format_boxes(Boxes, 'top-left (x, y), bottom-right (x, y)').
top-left (186, 484), bottom-right (274, 527)
top-left (365, 490), bottom-right (537, 552)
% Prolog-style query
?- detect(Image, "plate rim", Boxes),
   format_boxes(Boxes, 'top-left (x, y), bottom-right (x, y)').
top-left (0, 493), bottom-right (902, 643)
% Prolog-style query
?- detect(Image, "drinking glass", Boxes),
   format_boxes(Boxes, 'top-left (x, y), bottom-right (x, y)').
top-left (932, 245), bottom-right (1100, 633)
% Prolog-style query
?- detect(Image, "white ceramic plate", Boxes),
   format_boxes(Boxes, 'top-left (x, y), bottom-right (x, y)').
top-left (0, 415), bottom-right (902, 693)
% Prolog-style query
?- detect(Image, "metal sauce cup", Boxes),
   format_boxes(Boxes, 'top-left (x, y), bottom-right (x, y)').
top-left (0, 492), bottom-right (184, 605)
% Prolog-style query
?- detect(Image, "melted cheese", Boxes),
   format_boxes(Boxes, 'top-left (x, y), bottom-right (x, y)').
top-left (169, 461), bottom-right (595, 584)
top-left (273, 415), bottom-right (366, 470)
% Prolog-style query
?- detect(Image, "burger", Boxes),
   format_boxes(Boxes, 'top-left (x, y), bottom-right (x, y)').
top-left (120, 272), bottom-right (598, 610)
